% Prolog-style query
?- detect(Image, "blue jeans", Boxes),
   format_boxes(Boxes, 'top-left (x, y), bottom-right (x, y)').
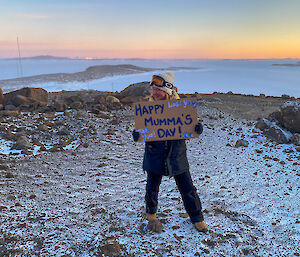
top-left (145, 170), bottom-right (204, 223)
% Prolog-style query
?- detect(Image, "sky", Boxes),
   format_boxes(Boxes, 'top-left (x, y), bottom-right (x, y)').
top-left (1, 0), bottom-right (300, 59)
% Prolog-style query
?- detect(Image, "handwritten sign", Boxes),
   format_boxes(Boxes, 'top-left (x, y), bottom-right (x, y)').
top-left (133, 97), bottom-right (199, 142)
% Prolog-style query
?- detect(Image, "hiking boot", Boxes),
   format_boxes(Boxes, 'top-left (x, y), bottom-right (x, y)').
top-left (146, 213), bottom-right (156, 221)
top-left (194, 221), bottom-right (208, 233)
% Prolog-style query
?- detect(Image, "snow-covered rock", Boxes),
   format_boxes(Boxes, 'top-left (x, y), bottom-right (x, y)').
top-left (268, 101), bottom-right (300, 133)
top-left (255, 118), bottom-right (292, 144)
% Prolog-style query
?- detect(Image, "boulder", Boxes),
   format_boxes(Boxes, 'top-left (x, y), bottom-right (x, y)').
top-left (94, 95), bottom-right (107, 105)
top-left (279, 101), bottom-right (300, 133)
top-left (267, 125), bottom-right (291, 144)
top-left (106, 95), bottom-right (120, 104)
top-left (64, 95), bottom-right (83, 105)
top-left (268, 101), bottom-right (300, 133)
top-left (14, 95), bottom-right (32, 106)
top-left (4, 105), bottom-right (17, 111)
top-left (4, 87), bottom-right (48, 108)
top-left (119, 96), bottom-right (146, 104)
top-left (268, 110), bottom-right (283, 124)
top-left (69, 101), bottom-right (84, 110)
top-left (256, 118), bottom-right (292, 144)
top-left (119, 81), bottom-right (151, 104)
top-left (13, 135), bottom-right (33, 150)
top-left (91, 104), bottom-right (108, 113)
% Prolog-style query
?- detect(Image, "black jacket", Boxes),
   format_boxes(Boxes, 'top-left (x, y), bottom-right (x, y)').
top-left (143, 139), bottom-right (189, 176)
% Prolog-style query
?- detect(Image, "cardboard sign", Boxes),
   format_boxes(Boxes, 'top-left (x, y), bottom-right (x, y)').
top-left (133, 97), bottom-right (199, 142)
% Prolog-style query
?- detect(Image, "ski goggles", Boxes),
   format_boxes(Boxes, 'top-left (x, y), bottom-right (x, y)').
top-left (150, 75), bottom-right (174, 89)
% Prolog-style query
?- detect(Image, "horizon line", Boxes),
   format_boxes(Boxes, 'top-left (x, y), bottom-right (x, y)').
top-left (1, 55), bottom-right (300, 61)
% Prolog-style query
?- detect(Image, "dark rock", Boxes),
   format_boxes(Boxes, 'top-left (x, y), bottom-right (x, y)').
top-left (53, 100), bottom-right (67, 112)
top-left (37, 105), bottom-right (56, 113)
top-left (268, 110), bottom-right (283, 124)
top-left (255, 118), bottom-right (269, 131)
top-left (57, 128), bottom-right (70, 136)
top-left (97, 111), bottom-right (110, 119)
top-left (268, 102), bottom-right (300, 134)
top-left (4, 105), bottom-right (17, 111)
top-left (119, 95), bottom-right (147, 104)
top-left (235, 139), bottom-right (249, 147)
top-left (69, 101), bottom-right (84, 110)
top-left (5, 172), bottom-right (14, 178)
top-left (147, 220), bottom-right (163, 233)
top-left (38, 124), bottom-right (49, 132)
top-left (119, 81), bottom-right (151, 104)
top-left (29, 194), bottom-right (37, 199)
top-left (111, 119), bottom-right (120, 125)
top-left (32, 138), bottom-right (44, 147)
top-left (7, 194), bottom-right (16, 200)
top-left (0, 110), bottom-right (19, 117)
top-left (256, 118), bottom-right (291, 144)
top-left (92, 103), bottom-right (108, 112)
top-left (13, 135), bottom-right (33, 150)
top-left (54, 120), bottom-right (65, 126)
top-left (99, 238), bottom-right (121, 257)
top-left (94, 95), bottom-right (107, 105)
top-left (14, 95), bottom-right (32, 106)
top-left (108, 101), bottom-right (123, 110)
top-left (291, 134), bottom-right (300, 146)
top-left (280, 102), bottom-right (300, 133)
top-left (18, 103), bottom-right (37, 112)
top-left (65, 95), bottom-right (83, 105)
top-left (4, 87), bottom-right (48, 107)
top-left (265, 124), bottom-right (291, 144)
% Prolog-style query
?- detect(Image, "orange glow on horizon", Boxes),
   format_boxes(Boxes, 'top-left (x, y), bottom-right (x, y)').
top-left (1, 40), bottom-right (300, 59)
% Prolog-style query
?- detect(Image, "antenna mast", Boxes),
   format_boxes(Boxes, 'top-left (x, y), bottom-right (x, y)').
top-left (17, 36), bottom-right (23, 77)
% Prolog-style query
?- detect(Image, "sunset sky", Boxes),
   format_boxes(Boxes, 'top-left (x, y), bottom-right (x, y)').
top-left (1, 0), bottom-right (300, 59)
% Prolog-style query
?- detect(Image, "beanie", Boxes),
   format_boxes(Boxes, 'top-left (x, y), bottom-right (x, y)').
top-left (158, 71), bottom-right (174, 85)
top-left (151, 71), bottom-right (176, 96)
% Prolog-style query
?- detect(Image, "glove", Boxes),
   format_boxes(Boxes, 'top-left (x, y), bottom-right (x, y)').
top-left (195, 122), bottom-right (203, 135)
top-left (132, 130), bottom-right (140, 142)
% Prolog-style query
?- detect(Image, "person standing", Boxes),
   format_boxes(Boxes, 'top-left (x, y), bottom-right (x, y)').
top-left (133, 72), bottom-right (207, 233)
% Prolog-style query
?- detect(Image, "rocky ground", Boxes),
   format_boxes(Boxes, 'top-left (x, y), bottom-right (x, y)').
top-left (198, 93), bottom-right (290, 120)
top-left (0, 92), bottom-right (299, 256)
